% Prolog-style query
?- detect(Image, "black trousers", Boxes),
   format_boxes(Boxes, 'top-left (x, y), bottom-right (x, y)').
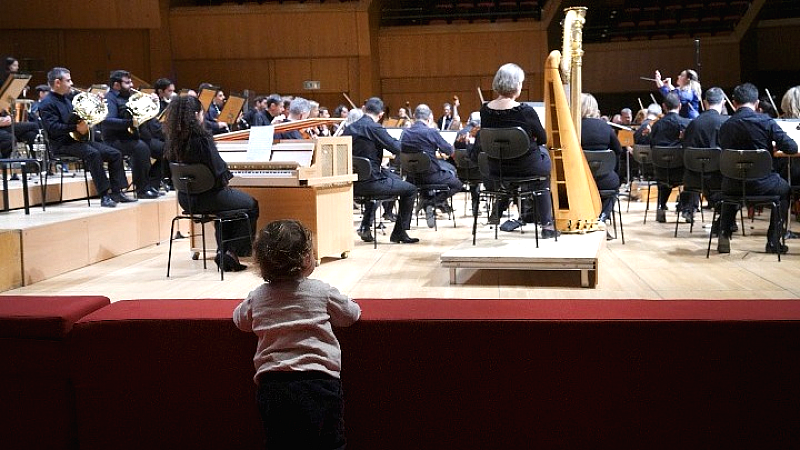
top-left (257, 371), bottom-right (346, 450)
top-left (355, 171), bottom-right (416, 235)
top-left (108, 138), bottom-right (158, 193)
top-left (178, 187), bottom-right (259, 256)
top-left (55, 141), bottom-right (127, 195)
top-left (719, 173), bottom-right (789, 244)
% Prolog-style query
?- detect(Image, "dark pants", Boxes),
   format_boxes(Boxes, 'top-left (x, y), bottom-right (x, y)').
top-left (408, 162), bottom-right (463, 208)
top-left (683, 169), bottom-right (722, 211)
top-left (108, 139), bottom-right (157, 193)
top-left (257, 371), bottom-right (346, 450)
top-left (486, 178), bottom-right (553, 225)
top-left (0, 123), bottom-right (39, 158)
top-left (178, 187), bottom-right (259, 256)
top-left (355, 171), bottom-right (416, 235)
top-left (654, 166), bottom-right (684, 210)
top-left (55, 141), bottom-right (127, 195)
top-left (719, 173), bottom-right (789, 244)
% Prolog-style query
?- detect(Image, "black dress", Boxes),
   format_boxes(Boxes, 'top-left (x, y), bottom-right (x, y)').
top-left (173, 133), bottom-right (259, 256)
top-left (581, 117), bottom-right (622, 218)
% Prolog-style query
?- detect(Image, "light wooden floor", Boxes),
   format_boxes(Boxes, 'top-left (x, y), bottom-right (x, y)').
top-left (4, 188), bottom-right (800, 301)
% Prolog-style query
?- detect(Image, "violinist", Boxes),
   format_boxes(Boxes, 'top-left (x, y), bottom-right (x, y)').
top-left (102, 70), bottom-right (162, 199)
top-left (273, 97), bottom-right (311, 140)
top-left (454, 111), bottom-right (481, 214)
top-left (265, 95), bottom-right (285, 124)
top-left (633, 103), bottom-right (662, 146)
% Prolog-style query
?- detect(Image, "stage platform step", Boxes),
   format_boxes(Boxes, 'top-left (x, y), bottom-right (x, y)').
top-left (441, 226), bottom-right (605, 288)
top-left (0, 193), bottom-right (178, 291)
top-left (0, 169), bottom-right (131, 212)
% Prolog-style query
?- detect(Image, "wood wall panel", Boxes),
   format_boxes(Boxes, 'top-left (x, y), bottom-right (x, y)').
top-left (583, 38), bottom-right (741, 94)
top-left (0, 0), bottom-right (160, 29)
top-left (168, 9), bottom-right (361, 60)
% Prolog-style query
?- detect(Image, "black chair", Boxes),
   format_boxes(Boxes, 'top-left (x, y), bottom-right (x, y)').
top-left (453, 148), bottom-right (482, 218)
top-left (678, 147), bottom-right (721, 236)
top-left (167, 162), bottom-right (253, 280)
top-left (628, 144), bottom-right (658, 221)
top-left (474, 127), bottom-right (556, 247)
top-left (352, 156), bottom-right (397, 249)
top-left (584, 150), bottom-right (625, 244)
top-left (706, 149), bottom-right (784, 261)
top-left (0, 158), bottom-right (44, 214)
top-left (38, 119), bottom-right (91, 206)
top-left (651, 145), bottom-right (684, 225)
top-left (397, 152), bottom-right (455, 230)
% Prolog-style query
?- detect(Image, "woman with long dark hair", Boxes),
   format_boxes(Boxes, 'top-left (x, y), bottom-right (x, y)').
top-left (164, 95), bottom-right (259, 271)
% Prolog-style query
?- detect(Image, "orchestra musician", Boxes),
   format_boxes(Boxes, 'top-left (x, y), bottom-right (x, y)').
top-left (400, 104), bottom-right (462, 228)
top-left (436, 102), bottom-right (457, 131)
top-left (454, 111), bottom-right (481, 214)
top-left (716, 83), bottom-right (797, 254)
top-left (680, 87), bottom-right (728, 223)
top-left (163, 95), bottom-right (259, 271)
top-left (242, 95), bottom-right (270, 128)
top-left (102, 70), bottom-right (162, 199)
top-left (204, 88), bottom-right (229, 135)
top-left (0, 56), bottom-right (38, 161)
top-left (273, 97), bottom-right (311, 140)
top-left (580, 93), bottom-right (622, 225)
top-left (654, 69), bottom-right (702, 119)
top-left (38, 67), bottom-right (132, 207)
top-left (648, 92), bottom-right (690, 223)
top-left (143, 77), bottom-right (175, 190)
top-left (779, 85), bottom-right (800, 187)
top-left (469, 63), bottom-right (557, 238)
top-left (344, 97), bottom-right (419, 244)
top-left (396, 107), bottom-right (412, 128)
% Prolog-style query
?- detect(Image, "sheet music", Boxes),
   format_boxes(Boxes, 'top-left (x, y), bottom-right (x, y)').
top-left (439, 130), bottom-right (458, 147)
top-left (270, 142), bottom-right (315, 166)
top-left (385, 127), bottom-right (403, 141)
top-left (776, 119), bottom-right (800, 144)
top-left (246, 125), bottom-right (274, 161)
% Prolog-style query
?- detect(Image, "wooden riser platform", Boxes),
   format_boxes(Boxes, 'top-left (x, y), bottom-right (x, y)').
top-left (0, 194), bottom-right (178, 291)
top-left (441, 226), bottom-right (605, 288)
top-left (0, 171), bottom-right (132, 211)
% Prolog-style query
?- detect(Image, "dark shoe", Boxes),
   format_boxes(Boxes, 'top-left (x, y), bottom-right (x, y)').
top-left (214, 252), bottom-right (247, 272)
top-left (656, 209), bottom-right (667, 223)
top-left (717, 233), bottom-right (731, 254)
top-left (425, 205), bottom-right (436, 228)
top-left (765, 242), bottom-right (789, 254)
top-left (681, 209), bottom-right (694, 224)
top-left (357, 228), bottom-right (374, 243)
top-left (488, 212), bottom-right (501, 225)
top-left (137, 189), bottom-right (159, 199)
top-left (541, 228), bottom-right (560, 239)
top-left (390, 233), bottom-right (419, 244)
top-left (100, 194), bottom-right (117, 208)
top-left (111, 192), bottom-right (137, 203)
top-left (438, 203), bottom-right (453, 214)
top-left (500, 219), bottom-right (522, 232)
top-left (10, 173), bottom-right (19, 181)
top-left (382, 212), bottom-right (397, 222)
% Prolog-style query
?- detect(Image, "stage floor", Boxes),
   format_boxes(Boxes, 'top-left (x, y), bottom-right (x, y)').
top-left (2, 188), bottom-right (800, 301)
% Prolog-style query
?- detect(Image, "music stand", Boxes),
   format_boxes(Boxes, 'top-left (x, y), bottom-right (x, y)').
top-left (198, 89), bottom-right (216, 112)
top-left (217, 95), bottom-right (245, 125)
top-left (0, 73), bottom-right (33, 155)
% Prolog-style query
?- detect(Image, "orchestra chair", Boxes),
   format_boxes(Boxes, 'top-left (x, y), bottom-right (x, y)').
top-left (397, 152), bottom-right (456, 231)
top-left (474, 127), bottom-right (555, 248)
top-left (628, 144), bottom-right (658, 222)
top-left (678, 147), bottom-right (721, 236)
top-left (0, 158), bottom-right (44, 214)
top-left (38, 119), bottom-right (91, 206)
top-left (706, 149), bottom-right (784, 261)
top-left (651, 146), bottom-right (685, 227)
top-left (584, 149), bottom-right (625, 244)
top-left (453, 148), bottom-right (483, 218)
top-left (167, 163), bottom-right (253, 280)
top-left (352, 156), bottom-right (397, 249)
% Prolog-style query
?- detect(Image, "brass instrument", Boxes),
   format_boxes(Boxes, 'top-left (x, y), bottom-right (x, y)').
top-left (70, 87), bottom-right (108, 142)
top-left (125, 88), bottom-right (160, 133)
top-left (546, 6), bottom-right (601, 233)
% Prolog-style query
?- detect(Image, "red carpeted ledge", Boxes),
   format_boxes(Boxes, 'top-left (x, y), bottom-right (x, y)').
top-left (0, 295), bottom-right (111, 339)
top-left (355, 298), bottom-right (800, 321)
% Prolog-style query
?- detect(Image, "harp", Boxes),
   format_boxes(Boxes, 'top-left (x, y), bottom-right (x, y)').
top-left (545, 6), bottom-right (602, 233)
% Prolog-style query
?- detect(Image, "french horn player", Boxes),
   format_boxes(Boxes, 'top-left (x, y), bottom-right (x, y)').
top-left (37, 66), bottom-right (132, 207)
top-left (102, 70), bottom-right (164, 199)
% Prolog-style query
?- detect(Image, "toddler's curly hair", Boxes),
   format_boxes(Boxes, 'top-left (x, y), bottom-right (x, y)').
top-left (253, 219), bottom-right (313, 282)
